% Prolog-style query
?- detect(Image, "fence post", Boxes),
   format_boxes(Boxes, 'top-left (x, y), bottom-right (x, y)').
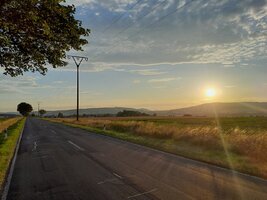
top-left (4, 128), bottom-right (8, 139)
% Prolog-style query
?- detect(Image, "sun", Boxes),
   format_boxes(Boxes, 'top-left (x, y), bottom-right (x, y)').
top-left (205, 88), bottom-right (216, 97)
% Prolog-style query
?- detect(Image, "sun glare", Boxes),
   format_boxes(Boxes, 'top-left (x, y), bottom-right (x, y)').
top-left (205, 88), bottom-right (216, 97)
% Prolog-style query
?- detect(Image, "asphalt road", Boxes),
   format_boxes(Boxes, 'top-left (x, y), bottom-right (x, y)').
top-left (6, 118), bottom-right (267, 200)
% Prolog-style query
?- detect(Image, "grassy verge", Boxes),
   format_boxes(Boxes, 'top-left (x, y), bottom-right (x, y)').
top-left (0, 118), bottom-right (25, 193)
top-left (47, 117), bottom-right (266, 179)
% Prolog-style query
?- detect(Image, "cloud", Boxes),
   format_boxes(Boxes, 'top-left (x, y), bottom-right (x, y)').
top-left (133, 79), bottom-right (141, 84)
top-left (130, 69), bottom-right (167, 76)
top-left (0, 76), bottom-right (39, 94)
top-left (53, 81), bottom-right (64, 84)
top-left (224, 85), bottom-right (237, 88)
top-left (66, 0), bottom-right (137, 12)
top-left (71, 0), bottom-right (267, 69)
top-left (148, 77), bottom-right (179, 83)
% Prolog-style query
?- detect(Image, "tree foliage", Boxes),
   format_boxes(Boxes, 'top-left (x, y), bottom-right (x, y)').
top-left (0, 0), bottom-right (90, 76)
top-left (17, 102), bottom-right (33, 116)
top-left (117, 110), bottom-right (150, 117)
top-left (39, 109), bottom-right (46, 116)
top-left (57, 112), bottom-right (64, 118)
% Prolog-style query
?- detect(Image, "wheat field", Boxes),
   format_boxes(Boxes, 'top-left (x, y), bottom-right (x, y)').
top-left (0, 117), bottom-right (21, 134)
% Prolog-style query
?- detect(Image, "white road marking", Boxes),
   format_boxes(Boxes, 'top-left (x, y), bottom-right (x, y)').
top-left (32, 141), bottom-right (37, 151)
top-left (68, 141), bottom-right (84, 151)
top-left (50, 129), bottom-right (57, 134)
top-left (127, 188), bottom-right (158, 199)
top-left (97, 178), bottom-right (118, 185)
top-left (97, 173), bottom-right (123, 185)
top-left (113, 172), bottom-right (123, 179)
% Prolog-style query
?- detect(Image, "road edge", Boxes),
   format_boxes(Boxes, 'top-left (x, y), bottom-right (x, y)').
top-left (1, 119), bottom-right (26, 200)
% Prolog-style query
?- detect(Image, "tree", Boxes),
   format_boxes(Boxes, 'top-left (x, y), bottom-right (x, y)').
top-left (0, 0), bottom-right (90, 76)
top-left (17, 102), bottom-right (33, 116)
top-left (57, 112), bottom-right (64, 118)
top-left (39, 109), bottom-right (46, 117)
top-left (116, 110), bottom-right (150, 117)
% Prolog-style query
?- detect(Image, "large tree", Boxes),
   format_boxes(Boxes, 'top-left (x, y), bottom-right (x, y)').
top-left (0, 0), bottom-right (90, 76)
top-left (17, 102), bottom-right (33, 116)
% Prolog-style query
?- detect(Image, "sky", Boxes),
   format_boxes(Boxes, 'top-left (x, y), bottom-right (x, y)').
top-left (1, 0), bottom-right (267, 112)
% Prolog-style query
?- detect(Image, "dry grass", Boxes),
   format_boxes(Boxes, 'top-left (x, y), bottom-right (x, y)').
top-left (50, 117), bottom-right (267, 178)
top-left (0, 118), bottom-right (21, 133)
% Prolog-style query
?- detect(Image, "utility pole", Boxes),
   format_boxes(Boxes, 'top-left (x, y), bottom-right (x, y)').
top-left (37, 102), bottom-right (40, 117)
top-left (67, 55), bottom-right (88, 121)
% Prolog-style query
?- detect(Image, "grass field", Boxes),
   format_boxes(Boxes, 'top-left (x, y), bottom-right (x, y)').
top-left (50, 116), bottom-right (267, 179)
top-left (0, 118), bottom-right (22, 134)
top-left (0, 118), bottom-right (25, 194)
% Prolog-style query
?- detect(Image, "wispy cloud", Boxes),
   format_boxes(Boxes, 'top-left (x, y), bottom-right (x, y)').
top-left (0, 76), bottom-right (39, 94)
top-left (130, 69), bottom-right (167, 76)
top-left (224, 85), bottom-right (237, 88)
top-left (66, 0), bottom-right (267, 68)
top-left (148, 77), bottom-right (180, 83)
top-left (132, 79), bottom-right (141, 84)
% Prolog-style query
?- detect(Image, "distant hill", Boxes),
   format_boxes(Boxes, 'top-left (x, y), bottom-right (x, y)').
top-left (0, 113), bottom-right (19, 117)
top-left (157, 102), bottom-right (267, 117)
top-left (44, 107), bottom-right (154, 117)
top-left (13, 102), bottom-right (267, 117)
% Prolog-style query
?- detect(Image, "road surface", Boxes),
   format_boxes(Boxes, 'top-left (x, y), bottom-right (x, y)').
top-left (6, 118), bottom-right (267, 200)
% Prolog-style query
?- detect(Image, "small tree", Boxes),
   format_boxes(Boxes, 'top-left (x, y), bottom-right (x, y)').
top-left (17, 102), bottom-right (33, 116)
top-left (57, 112), bottom-right (64, 118)
top-left (39, 109), bottom-right (46, 117)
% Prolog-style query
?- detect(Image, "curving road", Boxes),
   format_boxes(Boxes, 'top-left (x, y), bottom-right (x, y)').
top-left (6, 118), bottom-right (267, 200)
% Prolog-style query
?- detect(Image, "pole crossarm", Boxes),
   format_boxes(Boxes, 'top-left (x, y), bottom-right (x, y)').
top-left (67, 55), bottom-right (88, 67)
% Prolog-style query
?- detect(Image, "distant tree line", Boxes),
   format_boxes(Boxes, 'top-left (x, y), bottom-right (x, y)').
top-left (116, 110), bottom-right (150, 117)
top-left (44, 111), bottom-right (156, 118)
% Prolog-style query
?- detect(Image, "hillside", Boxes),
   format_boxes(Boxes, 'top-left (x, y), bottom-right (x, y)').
top-left (45, 107), bottom-right (153, 116)
top-left (4, 102), bottom-right (267, 117)
top-left (158, 102), bottom-right (267, 117)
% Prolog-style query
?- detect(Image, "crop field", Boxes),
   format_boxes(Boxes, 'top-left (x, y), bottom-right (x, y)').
top-left (0, 117), bottom-right (22, 134)
top-left (50, 116), bottom-right (267, 178)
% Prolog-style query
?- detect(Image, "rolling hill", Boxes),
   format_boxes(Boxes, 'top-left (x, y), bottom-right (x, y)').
top-left (44, 107), bottom-right (153, 117)
top-left (4, 102), bottom-right (267, 117)
top-left (158, 102), bottom-right (267, 117)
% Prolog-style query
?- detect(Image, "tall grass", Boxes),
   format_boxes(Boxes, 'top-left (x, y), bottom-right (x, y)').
top-left (51, 117), bottom-right (267, 178)
top-left (0, 118), bottom-right (21, 134)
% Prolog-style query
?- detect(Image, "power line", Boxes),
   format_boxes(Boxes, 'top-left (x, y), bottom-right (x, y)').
top-left (90, 0), bottom-right (167, 61)
top-left (101, 0), bottom-right (144, 34)
top-left (90, 0), bottom-right (197, 62)
top-left (127, 0), bottom-right (197, 40)
top-left (113, 0), bottom-right (168, 38)
top-left (88, 0), bottom-right (146, 57)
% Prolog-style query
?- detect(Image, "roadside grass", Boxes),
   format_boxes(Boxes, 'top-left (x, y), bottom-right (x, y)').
top-left (0, 118), bottom-right (25, 193)
top-left (47, 117), bottom-right (267, 179)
